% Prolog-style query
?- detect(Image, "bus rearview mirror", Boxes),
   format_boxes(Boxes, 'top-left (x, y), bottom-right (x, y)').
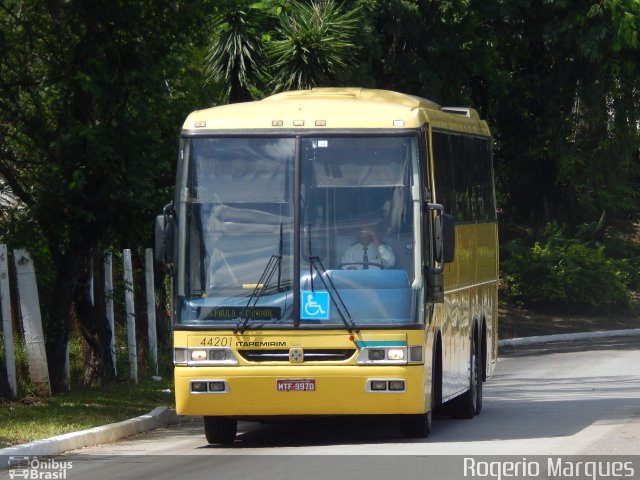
top-left (427, 203), bottom-right (455, 265)
top-left (155, 203), bottom-right (174, 265)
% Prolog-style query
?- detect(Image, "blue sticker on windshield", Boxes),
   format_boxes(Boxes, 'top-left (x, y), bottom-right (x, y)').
top-left (301, 291), bottom-right (330, 320)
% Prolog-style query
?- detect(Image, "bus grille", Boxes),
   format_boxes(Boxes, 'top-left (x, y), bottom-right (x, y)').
top-left (238, 349), bottom-right (356, 362)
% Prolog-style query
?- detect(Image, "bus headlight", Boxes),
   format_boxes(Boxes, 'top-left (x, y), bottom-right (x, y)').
top-left (387, 349), bottom-right (405, 361)
top-left (368, 349), bottom-right (386, 361)
top-left (191, 350), bottom-right (208, 361)
top-left (175, 347), bottom-right (239, 366)
top-left (357, 346), bottom-right (408, 365)
top-left (209, 349), bottom-right (228, 361)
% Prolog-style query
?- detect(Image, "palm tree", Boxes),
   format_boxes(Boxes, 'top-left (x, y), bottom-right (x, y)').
top-left (266, 0), bottom-right (360, 92)
top-left (204, 3), bottom-right (265, 103)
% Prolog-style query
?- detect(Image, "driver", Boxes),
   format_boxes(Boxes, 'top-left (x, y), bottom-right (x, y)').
top-left (341, 224), bottom-right (395, 270)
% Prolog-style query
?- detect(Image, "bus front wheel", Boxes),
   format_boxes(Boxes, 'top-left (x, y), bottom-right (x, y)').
top-left (398, 411), bottom-right (432, 438)
top-left (203, 416), bottom-right (237, 445)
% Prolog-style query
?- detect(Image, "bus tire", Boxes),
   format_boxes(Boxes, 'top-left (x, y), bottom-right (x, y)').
top-left (398, 411), bottom-right (432, 438)
top-left (476, 329), bottom-right (485, 416)
top-left (451, 335), bottom-right (481, 419)
top-left (203, 416), bottom-right (237, 445)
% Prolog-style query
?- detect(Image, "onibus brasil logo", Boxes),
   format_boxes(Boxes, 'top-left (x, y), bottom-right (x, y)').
top-left (8, 456), bottom-right (73, 479)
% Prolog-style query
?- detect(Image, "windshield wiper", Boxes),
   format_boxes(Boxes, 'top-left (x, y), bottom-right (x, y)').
top-left (234, 255), bottom-right (282, 333)
top-left (306, 256), bottom-right (359, 333)
top-left (235, 224), bottom-right (285, 334)
top-left (298, 224), bottom-right (358, 332)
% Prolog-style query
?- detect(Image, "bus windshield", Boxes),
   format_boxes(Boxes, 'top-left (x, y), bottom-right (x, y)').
top-left (177, 134), bottom-right (421, 328)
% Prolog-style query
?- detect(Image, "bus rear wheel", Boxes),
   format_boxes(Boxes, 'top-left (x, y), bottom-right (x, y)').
top-left (398, 411), bottom-right (432, 438)
top-left (450, 336), bottom-right (482, 419)
top-left (203, 416), bottom-right (237, 445)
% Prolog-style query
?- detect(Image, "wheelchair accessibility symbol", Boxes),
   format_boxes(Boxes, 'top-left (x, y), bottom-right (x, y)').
top-left (300, 291), bottom-right (330, 320)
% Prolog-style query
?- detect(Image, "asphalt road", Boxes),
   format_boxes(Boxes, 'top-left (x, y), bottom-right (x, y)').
top-left (7, 336), bottom-right (640, 480)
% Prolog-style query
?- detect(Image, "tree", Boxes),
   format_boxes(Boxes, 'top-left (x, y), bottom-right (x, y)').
top-left (356, 0), bottom-right (639, 232)
top-left (267, 0), bottom-right (360, 92)
top-left (204, 0), bottom-right (362, 101)
top-left (204, 1), bottom-right (268, 103)
top-left (0, 0), bottom-right (212, 392)
top-left (468, 0), bottom-right (640, 229)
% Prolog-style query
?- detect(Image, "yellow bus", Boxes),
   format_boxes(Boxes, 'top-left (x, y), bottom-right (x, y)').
top-left (156, 88), bottom-right (498, 444)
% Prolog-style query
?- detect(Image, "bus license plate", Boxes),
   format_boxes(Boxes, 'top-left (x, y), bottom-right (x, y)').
top-left (276, 379), bottom-right (316, 392)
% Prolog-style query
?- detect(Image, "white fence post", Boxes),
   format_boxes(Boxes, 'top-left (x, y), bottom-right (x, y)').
top-left (13, 249), bottom-right (51, 396)
top-left (145, 248), bottom-right (158, 376)
top-left (0, 244), bottom-right (17, 398)
top-left (104, 252), bottom-right (116, 377)
top-left (123, 249), bottom-right (137, 383)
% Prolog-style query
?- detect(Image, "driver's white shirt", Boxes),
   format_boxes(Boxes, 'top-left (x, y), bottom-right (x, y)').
top-left (341, 242), bottom-right (396, 269)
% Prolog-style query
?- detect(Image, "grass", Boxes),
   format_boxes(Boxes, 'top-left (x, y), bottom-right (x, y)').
top-left (0, 293), bottom-right (176, 449)
top-left (0, 377), bottom-right (174, 448)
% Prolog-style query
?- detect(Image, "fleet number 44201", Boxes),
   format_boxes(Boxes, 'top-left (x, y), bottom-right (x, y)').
top-left (199, 337), bottom-right (231, 347)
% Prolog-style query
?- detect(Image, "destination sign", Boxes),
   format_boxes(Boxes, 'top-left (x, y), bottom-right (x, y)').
top-left (204, 306), bottom-right (281, 320)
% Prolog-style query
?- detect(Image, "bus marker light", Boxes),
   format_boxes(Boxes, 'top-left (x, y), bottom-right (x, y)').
top-left (315, 120), bottom-right (326, 126)
top-left (174, 348), bottom-right (187, 364)
top-left (388, 380), bottom-right (405, 391)
top-left (393, 119), bottom-right (405, 127)
top-left (272, 120), bottom-right (283, 126)
top-left (370, 380), bottom-right (387, 391)
top-left (191, 381), bottom-right (207, 393)
top-left (208, 381), bottom-right (226, 392)
top-left (409, 346), bottom-right (423, 362)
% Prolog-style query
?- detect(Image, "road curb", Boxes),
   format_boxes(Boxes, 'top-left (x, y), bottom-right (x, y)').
top-left (0, 407), bottom-right (182, 469)
top-left (498, 328), bottom-right (640, 347)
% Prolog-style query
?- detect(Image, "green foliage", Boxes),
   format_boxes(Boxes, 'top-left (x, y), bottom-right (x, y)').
top-left (0, 0), bottom-right (216, 391)
top-left (597, 226), bottom-right (640, 292)
top-left (204, 0), bottom-right (362, 101)
top-left (1, 0), bottom-right (214, 252)
top-left (477, 0), bottom-right (640, 226)
top-left (204, 2), bottom-right (267, 102)
top-left (266, 0), bottom-right (360, 92)
top-left (501, 225), bottom-right (630, 312)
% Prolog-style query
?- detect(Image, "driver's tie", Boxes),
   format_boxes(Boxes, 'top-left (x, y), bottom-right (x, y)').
top-left (363, 246), bottom-right (369, 270)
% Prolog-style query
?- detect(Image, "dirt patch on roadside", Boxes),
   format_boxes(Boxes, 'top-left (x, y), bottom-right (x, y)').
top-left (499, 294), bottom-right (640, 339)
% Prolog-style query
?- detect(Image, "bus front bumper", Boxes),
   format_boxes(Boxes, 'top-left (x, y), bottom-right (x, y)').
top-left (175, 365), bottom-right (426, 417)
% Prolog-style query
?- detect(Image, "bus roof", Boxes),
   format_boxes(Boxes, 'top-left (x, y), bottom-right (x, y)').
top-left (183, 88), bottom-right (490, 137)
